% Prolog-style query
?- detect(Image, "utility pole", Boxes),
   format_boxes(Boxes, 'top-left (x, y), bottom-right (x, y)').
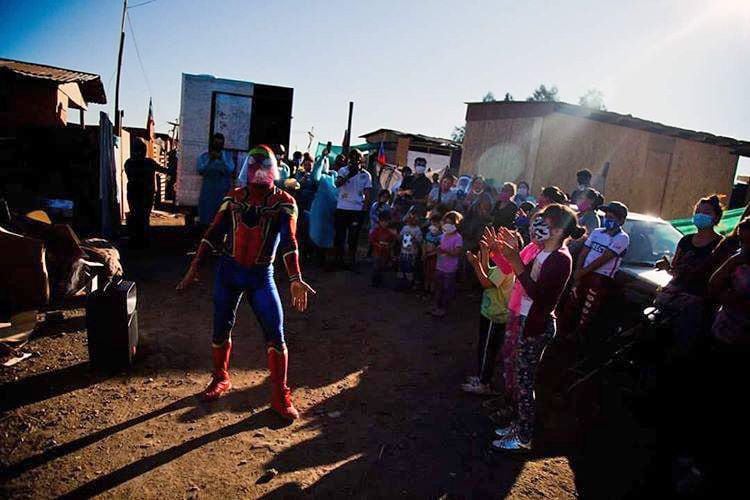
top-left (114, 0), bottom-right (127, 135)
top-left (343, 101), bottom-right (354, 154)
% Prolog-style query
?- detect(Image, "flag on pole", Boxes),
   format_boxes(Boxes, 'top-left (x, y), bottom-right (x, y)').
top-left (146, 98), bottom-right (155, 140)
top-left (377, 141), bottom-right (387, 165)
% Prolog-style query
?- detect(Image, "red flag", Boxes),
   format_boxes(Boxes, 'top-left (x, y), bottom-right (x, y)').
top-left (377, 141), bottom-right (387, 165)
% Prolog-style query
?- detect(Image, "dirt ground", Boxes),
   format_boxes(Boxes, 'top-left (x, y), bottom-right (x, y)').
top-left (0, 223), bottom-right (657, 499)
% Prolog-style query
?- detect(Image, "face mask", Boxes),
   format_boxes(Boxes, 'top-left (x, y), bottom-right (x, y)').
top-left (246, 147), bottom-right (280, 188)
top-left (604, 219), bottom-right (620, 232)
top-left (693, 213), bottom-right (715, 230)
top-left (498, 192), bottom-right (511, 202)
top-left (415, 165), bottom-right (426, 175)
top-left (429, 224), bottom-right (440, 235)
top-left (515, 215), bottom-right (529, 227)
top-left (531, 218), bottom-right (551, 243)
top-left (518, 187), bottom-right (528, 197)
top-left (443, 223), bottom-right (456, 234)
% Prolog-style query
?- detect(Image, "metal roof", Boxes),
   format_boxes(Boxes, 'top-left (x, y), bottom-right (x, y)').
top-left (0, 58), bottom-right (107, 104)
top-left (360, 128), bottom-right (460, 149)
top-left (465, 100), bottom-right (750, 156)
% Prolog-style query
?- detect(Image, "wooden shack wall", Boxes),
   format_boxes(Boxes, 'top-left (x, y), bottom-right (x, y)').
top-left (533, 113), bottom-right (653, 211)
top-left (463, 110), bottom-right (739, 219)
top-left (660, 139), bottom-right (737, 218)
top-left (534, 113), bottom-right (737, 218)
top-left (460, 116), bottom-right (543, 183)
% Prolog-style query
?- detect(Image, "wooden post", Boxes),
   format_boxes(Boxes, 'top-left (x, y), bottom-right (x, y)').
top-left (114, 0), bottom-right (127, 136)
top-left (343, 101), bottom-right (353, 153)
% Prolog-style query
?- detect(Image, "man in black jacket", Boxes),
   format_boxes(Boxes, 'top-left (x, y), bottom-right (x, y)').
top-left (124, 139), bottom-right (167, 246)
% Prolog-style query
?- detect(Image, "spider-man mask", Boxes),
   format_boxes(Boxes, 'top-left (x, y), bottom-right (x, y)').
top-left (245, 145), bottom-right (279, 187)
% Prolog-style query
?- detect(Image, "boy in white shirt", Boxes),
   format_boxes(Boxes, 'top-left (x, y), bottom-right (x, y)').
top-left (561, 201), bottom-right (630, 338)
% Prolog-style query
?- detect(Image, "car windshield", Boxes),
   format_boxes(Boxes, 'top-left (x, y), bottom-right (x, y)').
top-left (622, 218), bottom-right (683, 266)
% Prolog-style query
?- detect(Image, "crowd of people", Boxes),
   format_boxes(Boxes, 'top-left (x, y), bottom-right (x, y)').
top-left (191, 138), bottom-right (750, 465)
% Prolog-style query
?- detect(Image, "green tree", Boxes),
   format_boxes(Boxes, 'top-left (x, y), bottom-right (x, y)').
top-left (482, 91), bottom-right (496, 102)
top-left (579, 88), bottom-right (606, 110)
top-left (526, 84), bottom-right (559, 102)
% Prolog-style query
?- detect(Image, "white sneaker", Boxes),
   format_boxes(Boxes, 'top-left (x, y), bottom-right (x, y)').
top-left (465, 376), bottom-right (480, 384)
top-left (461, 380), bottom-right (497, 395)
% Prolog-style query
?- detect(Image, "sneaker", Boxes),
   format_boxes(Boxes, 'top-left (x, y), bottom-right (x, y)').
top-left (494, 423), bottom-right (516, 439)
top-left (492, 432), bottom-right (532, 452)
top-left (429, 308), bottom-right (446, 318)
top-left (465, 375), bottom-right (480, 384)
top-left (461, 380), bottom-right (498, 395)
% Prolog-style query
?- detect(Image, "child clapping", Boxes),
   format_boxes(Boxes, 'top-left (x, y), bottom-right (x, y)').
top-left (462, 240), bottom-right (515, 395)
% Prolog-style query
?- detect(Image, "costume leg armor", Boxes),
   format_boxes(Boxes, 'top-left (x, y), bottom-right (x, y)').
top-left (204, 340), bottom-right (232, 400)
top-left (267, 345), bottom-right (299, 420)
top-left (246, 267), bottom-right (298, 420)
top-left (205, 258), bottom-right (243, 401)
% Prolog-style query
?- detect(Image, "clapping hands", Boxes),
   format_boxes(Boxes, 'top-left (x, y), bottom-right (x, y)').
top-left (482, 226), bottom-right (520, 259)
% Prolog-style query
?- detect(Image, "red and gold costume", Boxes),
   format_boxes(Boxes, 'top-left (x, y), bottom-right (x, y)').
top-left (188, 145), bottom-right (307, 420)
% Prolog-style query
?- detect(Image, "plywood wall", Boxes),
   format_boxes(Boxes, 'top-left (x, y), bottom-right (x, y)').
top-left (534, 113), bottom-right (653, 211)
top-left (661, 139), bottom-right (737, 218)
top-left (461, 111), bottom-right (738, 218)
top-left (461, 116), bottom-right (543, 183)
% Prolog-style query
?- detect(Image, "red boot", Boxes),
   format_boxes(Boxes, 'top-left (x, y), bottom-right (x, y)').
top-left (267, 345), bottom-right (299, 420)
top-left (203, 341), bottom-right (232, 401)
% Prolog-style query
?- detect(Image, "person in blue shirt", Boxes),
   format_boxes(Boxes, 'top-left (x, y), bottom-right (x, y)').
top-left (309, 149), bottom-right (339, 262)
top-left (197, 133), bottom-right (235, 225)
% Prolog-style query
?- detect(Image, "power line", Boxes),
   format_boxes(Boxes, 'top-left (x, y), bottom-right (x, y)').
top-left (127, 0), bottom-right (157, 9)
top-left (126, 11), bottom-right (153, 98)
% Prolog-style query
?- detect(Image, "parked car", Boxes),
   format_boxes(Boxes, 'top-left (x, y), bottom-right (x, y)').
top-left (612, 212), bottom-right (682, 326)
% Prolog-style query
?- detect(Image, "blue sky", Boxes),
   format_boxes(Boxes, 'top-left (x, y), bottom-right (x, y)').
top-left (2, 0), bottom-right (749, 174)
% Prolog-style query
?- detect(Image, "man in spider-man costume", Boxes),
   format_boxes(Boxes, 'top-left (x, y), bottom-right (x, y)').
top-left (178, 145), bottom-right (315, 420)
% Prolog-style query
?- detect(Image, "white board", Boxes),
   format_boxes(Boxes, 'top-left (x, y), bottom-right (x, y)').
top-left (176, 74), bottom-right (254, 206)
top-left (213, 93), bottom-right (252, 151)
top-left (406, 150), bottom-right (450, 177)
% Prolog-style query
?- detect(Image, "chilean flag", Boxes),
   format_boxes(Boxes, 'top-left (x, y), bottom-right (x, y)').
top-left (377, 141), bottom-right (387, 165)
top-left (146, 98), bottom-right (155, 140)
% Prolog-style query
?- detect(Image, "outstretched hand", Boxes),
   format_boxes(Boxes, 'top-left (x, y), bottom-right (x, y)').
top-left (176, 265), bottom-right (200, 291)
top-left (291, 280), bottom-right (316, 312)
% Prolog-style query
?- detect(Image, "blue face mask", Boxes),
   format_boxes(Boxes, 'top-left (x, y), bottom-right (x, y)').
top-left (693, 213), bottom-right (715, 230)
top-left (604, 219), bottom-right (620, 232)
top-left (515, 215), bottom-right (529, 227)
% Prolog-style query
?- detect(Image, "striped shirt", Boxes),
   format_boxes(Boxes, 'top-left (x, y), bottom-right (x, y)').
top-left (583, 228), bottom-right (630, 277)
